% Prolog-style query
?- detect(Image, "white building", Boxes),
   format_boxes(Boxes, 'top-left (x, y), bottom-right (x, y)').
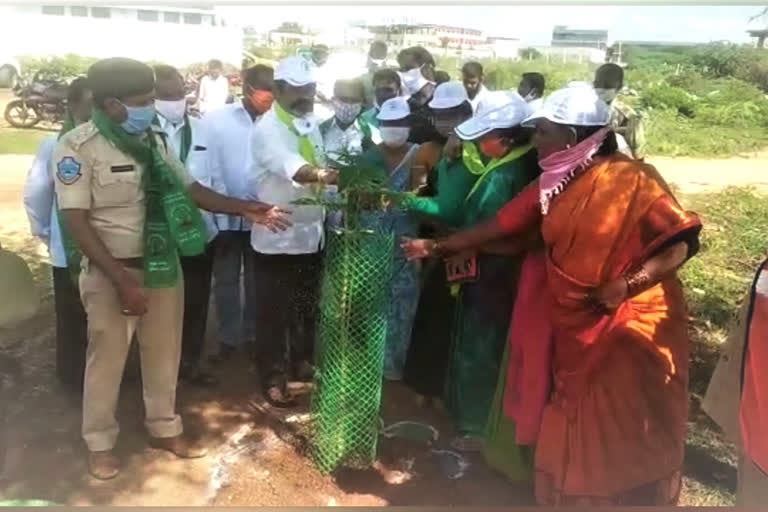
top-left (0, 4), bottom-right (243, 69)
top-left (487, 37), bottom-right (521, 59)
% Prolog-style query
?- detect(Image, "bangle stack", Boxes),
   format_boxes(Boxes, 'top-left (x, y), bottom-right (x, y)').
top-left (623, 266), bottom-right (652, 297)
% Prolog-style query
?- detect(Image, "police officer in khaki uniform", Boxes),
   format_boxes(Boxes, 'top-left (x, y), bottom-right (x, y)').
top-left (54, 58), bottom-right (291, 480)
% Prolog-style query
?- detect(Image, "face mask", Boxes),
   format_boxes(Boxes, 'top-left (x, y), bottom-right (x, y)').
top-left (292, 114), bottom-right (318, 136)
top-left (369, 57), bottom-right (385, 69)
top-left (249, 89), bottom-right (274, 114)
top-left (290, 98), bottom-right (314, 116)
top-left (120, 102), bottom-right (156, 135)
top-left (154, 99), bottom-right (187, 125)
top-left (478, 136), bottom-right (509, 159)
top-left (380, 126), bottom-right (410, 147)
top-left (333, 100), bottom-right (362, 125)
top-left (595, 88), bottom-right (618, 104)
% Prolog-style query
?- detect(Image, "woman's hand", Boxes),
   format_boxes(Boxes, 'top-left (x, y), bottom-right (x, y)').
top-left (586, 277), bottom-right (628, 313)
top-left (242, 203), bottom-right (293, 233)
top-left (401, 237), bottom-right (437, 261)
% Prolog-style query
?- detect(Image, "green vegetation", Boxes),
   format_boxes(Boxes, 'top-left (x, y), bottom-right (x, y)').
top-left (438, 43), bottom-right (768, 158)
top-left (682, 187), bottom-right (768, 333)
top-left (0, 129), bottom-right (50, 155)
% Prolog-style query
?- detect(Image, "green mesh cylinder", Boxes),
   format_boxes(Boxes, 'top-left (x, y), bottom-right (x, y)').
top-left (310, 229), bottom-right (393, 474)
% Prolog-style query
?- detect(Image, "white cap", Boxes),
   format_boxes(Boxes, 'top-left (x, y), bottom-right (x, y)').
top-left (428, 81), bottom-right (468, 110)
top-left (455, 92), bottom-right (531, 140)
top-left (475, 90), bottom-right (514, 117)
top-left (399, 67), bottom-right (434, 96)
top-left (377, 97), bottom-right (410, 121)
top-left (274, 56), bottom-right (316, 87)
top-left (522, 85), bottom-right (610, 128)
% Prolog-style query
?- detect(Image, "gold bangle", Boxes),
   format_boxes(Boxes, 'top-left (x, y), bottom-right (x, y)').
top-left (623, 266), bottom-right (652, 297)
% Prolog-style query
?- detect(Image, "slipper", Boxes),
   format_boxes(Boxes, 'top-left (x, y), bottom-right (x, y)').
top-left (264, 385), bottom-right (297, 409)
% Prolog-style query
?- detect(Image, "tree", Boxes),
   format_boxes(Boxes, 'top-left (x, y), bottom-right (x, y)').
top-left (519, 47), bottom-right (542, 60)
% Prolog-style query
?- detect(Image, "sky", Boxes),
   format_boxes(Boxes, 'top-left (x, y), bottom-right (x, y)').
top-left (218, 5), bottom-right (763, 45)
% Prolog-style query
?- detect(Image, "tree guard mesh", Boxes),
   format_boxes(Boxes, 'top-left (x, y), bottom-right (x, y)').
top-left (310, 228), bottom-right (393, 474)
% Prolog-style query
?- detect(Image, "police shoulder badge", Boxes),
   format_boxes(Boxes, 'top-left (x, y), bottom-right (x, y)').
top-left (56, 156), bottom-right (82, 185)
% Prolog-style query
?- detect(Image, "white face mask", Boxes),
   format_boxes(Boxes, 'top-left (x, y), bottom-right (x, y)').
top-left (380, 126), bottom-right (410, 147)
top-left (155, 99), bottom-right (187, 124)
top-left (292, 114), bottom-right (318, 136)
top-left (595, 88), bottom-right (618, 104)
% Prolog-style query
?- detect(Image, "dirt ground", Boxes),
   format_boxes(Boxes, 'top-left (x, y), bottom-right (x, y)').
top-left (0, 86), bottom-right (757, 505)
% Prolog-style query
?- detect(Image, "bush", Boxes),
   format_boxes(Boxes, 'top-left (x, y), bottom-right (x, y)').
top-left (17, 54), bottom-right (97, 82)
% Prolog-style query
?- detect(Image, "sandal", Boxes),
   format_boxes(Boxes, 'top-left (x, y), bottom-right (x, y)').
top-left (263, 376), bottom-right (297, 409)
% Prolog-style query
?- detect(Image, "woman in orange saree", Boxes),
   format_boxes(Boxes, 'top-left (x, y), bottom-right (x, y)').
top-left (402, 85), bottom-right (702, 506)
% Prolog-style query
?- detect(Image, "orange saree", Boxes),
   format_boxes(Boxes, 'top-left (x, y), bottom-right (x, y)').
top-left (496, 153), bottom-right (701, 506)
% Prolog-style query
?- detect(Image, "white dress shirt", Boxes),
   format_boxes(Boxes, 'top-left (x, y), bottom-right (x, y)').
top-left (156, 115), bottom-right (218, 242)
top-left (199, 100), bottom-right (262, 231)
top-left (198, 75), bottom-right (230, 115)
top-left (24, 135), bottom-right (66, 267)
top-left (321, 118), bottom-right (366, 164)
top-left (469, 85), bottom-right (491, 113)
top-left (248, 106), bottom-right (327, 255)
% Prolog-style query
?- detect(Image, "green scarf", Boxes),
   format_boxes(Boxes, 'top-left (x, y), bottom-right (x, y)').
top-left (91, 109), bottom-right (206, 288)
top-left (274, 102), bottom-right (318, 166)
top-left (465, 144), bottom-right (533, 201)
top-left (153, 114), bottom-right (193, 163)
top-left (57, 116), bottom-right (83, 284)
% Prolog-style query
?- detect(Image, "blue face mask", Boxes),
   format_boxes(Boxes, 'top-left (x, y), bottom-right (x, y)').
top-left (120, 102), bottom-right (156, 134)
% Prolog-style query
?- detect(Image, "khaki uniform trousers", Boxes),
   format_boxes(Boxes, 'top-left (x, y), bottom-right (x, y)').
top-left (79, 262), bottom-right (184, 451)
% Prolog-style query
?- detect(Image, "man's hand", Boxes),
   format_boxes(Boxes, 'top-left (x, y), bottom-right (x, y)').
top-left (117, 273), bottom-right (149, 316)
top-left (241, 202), bottom-right (293, 233)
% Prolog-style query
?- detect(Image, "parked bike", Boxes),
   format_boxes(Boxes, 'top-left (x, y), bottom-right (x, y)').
top-left (4, 73), bottom-right (68, 129)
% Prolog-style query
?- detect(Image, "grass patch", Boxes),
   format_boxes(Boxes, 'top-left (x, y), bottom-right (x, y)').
top-left (681, 187), bottom-right (768, 334)
top-left (0, 128), bottom-right (50, 155)
top-left (646, 111), bottom-right (768, 158)
top-left (677, 187), bottom-right (768, 506)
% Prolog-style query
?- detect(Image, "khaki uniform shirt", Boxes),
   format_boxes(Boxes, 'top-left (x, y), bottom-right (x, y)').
top-left (53, 121), bottom-right (194, 259)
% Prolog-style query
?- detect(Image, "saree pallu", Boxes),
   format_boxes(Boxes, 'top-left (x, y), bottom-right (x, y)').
top-left (445, 253), bottom-right (522, 437)
top-left (496, 154), bottom-right (701, 505)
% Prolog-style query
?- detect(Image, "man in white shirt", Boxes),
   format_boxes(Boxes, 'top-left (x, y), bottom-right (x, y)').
top-left (23, 77), bottom-right (92, 392)
top-left (201, 65), bottom-right (276, 361)
top-left (197, 59), bottom-right (230, 116)
top-left (154, 65), bottom-right (219, 387)
top-left (320, 78), bottom-right (373, 163)
top-left (462, 61), bottom-right (490, 113)
top-left (248, 56), bottom-right (338, 407)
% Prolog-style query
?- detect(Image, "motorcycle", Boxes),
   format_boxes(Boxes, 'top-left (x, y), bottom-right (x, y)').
top-left (4, 73), bottom-right (68, 129)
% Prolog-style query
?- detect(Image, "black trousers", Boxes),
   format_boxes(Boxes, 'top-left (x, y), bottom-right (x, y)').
top-left (180, 242), bottom-right (215, 371)
top-left (53, 266), bottom-right (88, 391)
top-left (251, 251), bottom-right (322, 386)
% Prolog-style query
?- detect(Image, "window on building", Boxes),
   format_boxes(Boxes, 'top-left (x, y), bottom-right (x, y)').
top-left (71, 6), bottom-right (88, 17)
top-left (91, 7), bottom-right (111, 18)
top-left (138, 10), bottom-right (159, 22)
top-left (41, 5), bottom-right (65, 15)
top-left (163, 11), bottom-right (180, 23)
top-left (183, 13), bottom-right (202, 25)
